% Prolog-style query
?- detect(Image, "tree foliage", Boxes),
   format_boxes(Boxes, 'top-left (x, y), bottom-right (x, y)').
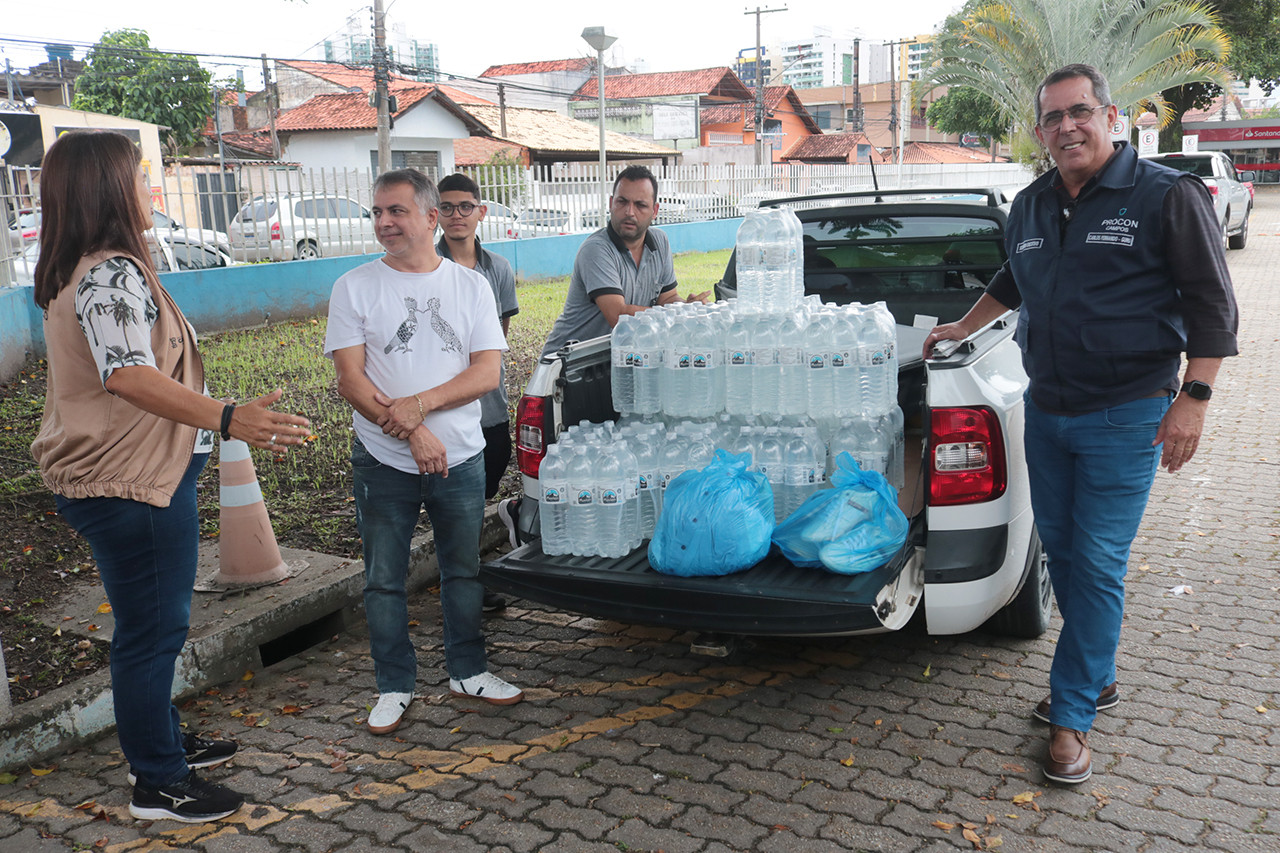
top-left (921, 0), bottom-right (1012, 144)
top-left (71, 29), bottom-right (212, 154)
top-left (1213, 0), bottom-right (1280, 92)
top-left (916, 0), bottom-right (1232, 171)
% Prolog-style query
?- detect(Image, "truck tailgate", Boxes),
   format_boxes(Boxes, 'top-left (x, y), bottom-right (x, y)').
top-left (481, 517), bottom-right (923, 637)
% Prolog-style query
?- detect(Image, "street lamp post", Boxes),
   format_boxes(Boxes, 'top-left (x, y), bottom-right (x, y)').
top-left (581, 27), bottom-right (617, 223)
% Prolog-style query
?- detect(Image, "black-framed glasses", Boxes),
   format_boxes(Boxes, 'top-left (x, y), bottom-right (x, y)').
top-left (439, 202), bottom-right (480, 216)
top-left (1038, 103), bottom-right (1109, 132)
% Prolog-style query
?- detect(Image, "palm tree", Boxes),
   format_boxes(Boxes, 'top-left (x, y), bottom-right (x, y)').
top-left (916, 0), bottom-right (1231, 170)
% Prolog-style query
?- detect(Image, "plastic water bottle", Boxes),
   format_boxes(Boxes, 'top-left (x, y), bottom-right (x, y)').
top-left (595, 444), bottom-right (639, 557)
top-left (783, 428), bottom-right (824, 519)
top-left (753, 314), bottom-right (782, 416)
top-left (632, 312), bottom-right (664, 415)
top-left (611, 314), bottom-right (637, 414)
top-left (873, 301), bottom-right (899, 416)
top-left (685, 307), bottom-right (722, 418)
top-left (754, 429), bottom-right (787, 523)
top-left (538, 444), bottom-right (570, 556)
top-left (661, 306), bottom-right (691, 416)
top-left (735, 210), bottom-right (769, 313)
top-left (564, 446), bottom-right (597, 556)
top-left (829, 415), bottom-right (891, 479)
top-left (629, 427), bottom-right (662, 539)
top-left (723, 310), bottom-right (755, 417)
top-left (858, 307), bottom-right (892, 417)
top-left (830, 304), bottom-right (862, 418)
top-left (656, 431), bottom-right (689, 521)
top-left (777, 309), bottom-right (808, 417)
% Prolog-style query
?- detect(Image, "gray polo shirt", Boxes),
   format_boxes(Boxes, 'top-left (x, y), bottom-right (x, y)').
top-left (541, 223), bottom-right (677, 357)
top-left (437, 236), bottom-right (519, 427)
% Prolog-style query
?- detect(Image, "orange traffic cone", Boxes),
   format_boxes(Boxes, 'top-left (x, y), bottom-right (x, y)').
top-left (215, 438), bottom-right (290, 587)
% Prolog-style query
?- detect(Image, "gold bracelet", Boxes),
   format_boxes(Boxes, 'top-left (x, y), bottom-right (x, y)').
top-left (415, 394), bottom-right (425, 421)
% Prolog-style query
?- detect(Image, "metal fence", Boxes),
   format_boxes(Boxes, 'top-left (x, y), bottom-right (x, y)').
top-left (3, 160), bottom-right (1034, 285)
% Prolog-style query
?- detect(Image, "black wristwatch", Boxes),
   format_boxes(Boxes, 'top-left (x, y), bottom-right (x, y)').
top-left (1180, 380), bottom-right (1212, 401)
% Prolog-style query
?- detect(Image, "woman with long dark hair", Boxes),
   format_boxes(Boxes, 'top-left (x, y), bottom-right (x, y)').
top-left (31, 131), bottom-right (311, 823)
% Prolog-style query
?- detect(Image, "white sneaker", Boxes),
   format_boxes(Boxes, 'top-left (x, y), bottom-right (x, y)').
top-left (450, 671), bottom-right (524, 706)
top-left (497, 498), bottom-right (520, 549)
top-left (367, 692), bottom-right (413, 734)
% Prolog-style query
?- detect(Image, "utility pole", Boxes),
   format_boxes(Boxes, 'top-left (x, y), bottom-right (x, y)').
top-left (372, 0), bottom-right (391, 175)
top-left (883, 39), bottom-right (914, 163)
top-left (261, 54), bottom-right (280, 160)
top-left (744, 5), bottom-right (786, 166)
top-left (498, 83), bottom-right (508, 138)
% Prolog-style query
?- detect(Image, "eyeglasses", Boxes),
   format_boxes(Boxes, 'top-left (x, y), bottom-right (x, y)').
top-left (439, 202), bottom-right (480, 216)
top-left (1038, 103), bottom-right (1109, 132)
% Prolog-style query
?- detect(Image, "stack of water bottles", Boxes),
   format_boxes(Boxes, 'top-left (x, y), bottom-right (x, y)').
top-left (546, 205), bottom-right (904, 558)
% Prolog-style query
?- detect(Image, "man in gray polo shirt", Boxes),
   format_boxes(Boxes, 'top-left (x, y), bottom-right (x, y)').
top-left (540, 165), bottom-right (708, 358)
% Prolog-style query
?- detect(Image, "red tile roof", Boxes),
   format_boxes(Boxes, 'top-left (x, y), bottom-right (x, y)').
top-left (700, 86), bottom-right (820, 134)
top-left (275, 60), bottom-right (492, 105)
top-left (571, 67), bottom-right (752, 101)
top-left (453, 136), bottom-right (528, 167)
top-left (481, 57), bottom-right (594, 77)
top-left (275, 87), bottom-right (481, 133)
top-left (782, 133), bottom-right (887, 163)
top-left (897, 141), bottom-right (1008, 164)
top-left (217, 131), bottom-right (277, 158)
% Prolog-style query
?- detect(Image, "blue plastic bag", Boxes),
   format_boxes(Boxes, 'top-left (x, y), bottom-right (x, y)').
top-left (773, 452), bottom-right (909, 574)
top-left (648, 449), bottom-right (774, 577)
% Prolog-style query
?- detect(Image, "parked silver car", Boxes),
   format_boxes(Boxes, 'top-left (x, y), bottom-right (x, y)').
top-left (230, 194), bottom-right (377, 262)
top-left (12, 233), bottom-right (234, 285)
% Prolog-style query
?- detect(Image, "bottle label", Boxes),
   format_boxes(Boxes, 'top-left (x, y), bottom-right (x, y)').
top-left (778, 345), bottom-right (802, 366)
top-left (574, 488), bottom-right (595, 506)
top-left (638, 472), bottom-right (656, 491)
top-left (612, 348), bottom-right (630, 368)
top-left (542, 483), bottom-right (564, 504)
top-left (598, 483), bottom-right (628, 505)
top-left (727, 349), bottom-right (754, 367)
top-left (666, 347), bottom-right (692, 368)
top-left (808, 352), bottom-right (828, 370)
top-left (691, 350), bottom-right (715, 368)
top-left (633, 349), bottom-right (656, 369)
top-left (831, 349), bottom-right (850, 369)
top-left (785, 465), bottom-right (816, 486)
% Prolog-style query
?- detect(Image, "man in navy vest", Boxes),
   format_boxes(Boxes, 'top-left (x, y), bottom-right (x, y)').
top-left (923, 64), bottom-right (1238, 784)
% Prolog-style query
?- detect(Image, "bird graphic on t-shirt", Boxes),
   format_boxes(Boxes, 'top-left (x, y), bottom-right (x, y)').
top-left (425, 297), bottom-right (463, 354)
top-left (384, 297), bottom-right (420, 354)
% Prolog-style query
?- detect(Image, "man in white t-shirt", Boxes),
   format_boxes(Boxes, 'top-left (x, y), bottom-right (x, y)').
top-left (324, 169), bottom-right (524, 735)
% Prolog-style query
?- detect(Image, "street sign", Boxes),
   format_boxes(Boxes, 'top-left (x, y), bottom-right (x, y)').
top-left (1110, 112), bottom-right (1130, 141)
top-left (1138, 129), bottom-right (1158, 156)
top-left (1182, 134), bottom-right (1199, 152)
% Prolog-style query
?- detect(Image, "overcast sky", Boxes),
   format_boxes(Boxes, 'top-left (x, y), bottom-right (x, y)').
top-left (3, 0), bottom-right (962, 89)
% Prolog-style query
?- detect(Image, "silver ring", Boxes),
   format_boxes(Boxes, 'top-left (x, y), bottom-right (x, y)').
top-left (270, 434), bottom-right (277, 445)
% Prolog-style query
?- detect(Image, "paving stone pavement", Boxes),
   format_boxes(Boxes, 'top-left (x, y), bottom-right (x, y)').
top-left (1, 192), bottom-right (1277, 853)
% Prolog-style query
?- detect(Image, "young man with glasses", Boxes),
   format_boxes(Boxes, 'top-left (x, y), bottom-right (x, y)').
top-left (923, 64), bottom-right (1237, 785)
top-left (435, 174), bottom-right (519, 613)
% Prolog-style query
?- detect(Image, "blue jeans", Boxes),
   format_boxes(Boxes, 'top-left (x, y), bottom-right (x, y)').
top-left (56, 454), bottom-right (207, 788)
top-left (1024, 393), bottom-right (1170, 732)
top-left (351, 438), bottom-right (487, 693)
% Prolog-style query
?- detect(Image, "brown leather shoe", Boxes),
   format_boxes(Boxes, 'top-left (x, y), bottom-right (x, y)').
top-left (1032, 682), bottom-right (1119, 724)
top-left (1044, 726), bottom-right (1092, 784)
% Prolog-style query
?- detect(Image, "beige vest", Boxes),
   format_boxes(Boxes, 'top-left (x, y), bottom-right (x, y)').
top-left (31, 251), bottom-right (204, 507)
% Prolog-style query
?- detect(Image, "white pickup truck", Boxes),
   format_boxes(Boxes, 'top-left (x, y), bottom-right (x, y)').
top-left (1144, 151), bottom-right (1255, 249)
top-left (481, 189), bottom-right (1050, 648)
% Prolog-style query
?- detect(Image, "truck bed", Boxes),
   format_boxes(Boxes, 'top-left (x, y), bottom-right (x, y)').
top-left (480, 515), bottom-right (923, 636)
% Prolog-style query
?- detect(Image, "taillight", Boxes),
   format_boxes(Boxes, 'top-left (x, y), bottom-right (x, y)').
top-left (515, 394), bottom-right (549, 478)
top-left (1206, 185), bottom-right (1219, 197)
top-left (270, 222), bottom-right (281, 240)
top-left (929, 407), bottom-right (1007, 505)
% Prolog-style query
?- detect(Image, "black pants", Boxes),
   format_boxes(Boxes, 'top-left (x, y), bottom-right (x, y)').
top-left (482, 421), bottom-right (513, 500)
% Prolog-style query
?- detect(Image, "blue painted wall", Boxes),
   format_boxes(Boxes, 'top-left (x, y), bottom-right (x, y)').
top-left (0, 217), bottom-right (741, 381)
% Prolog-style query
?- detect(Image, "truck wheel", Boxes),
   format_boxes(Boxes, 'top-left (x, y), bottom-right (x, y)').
top-left (1228, 211), bottom-right (1249, 250)
top-left (985, 528), bottom-right (1052, 638)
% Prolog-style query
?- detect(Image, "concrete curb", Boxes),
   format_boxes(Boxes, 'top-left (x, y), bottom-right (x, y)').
top-left (0, 505), bottom-right (510, 771)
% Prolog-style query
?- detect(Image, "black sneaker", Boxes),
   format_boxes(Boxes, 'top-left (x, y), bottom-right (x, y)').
top-left (482, 591), bottom-right (507, 613)
top-left (497, 498), bottom-right (519, 549)
top-left (127, 733), bottom-right (238, 785)
top-left (129, 771), bottom-right (244, 823)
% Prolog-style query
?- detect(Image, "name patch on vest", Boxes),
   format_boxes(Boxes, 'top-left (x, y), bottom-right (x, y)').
top-left (1016, 238), bottom-right (1043, 253)
top-left (1085, 232), bottom-right (1135, 247)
